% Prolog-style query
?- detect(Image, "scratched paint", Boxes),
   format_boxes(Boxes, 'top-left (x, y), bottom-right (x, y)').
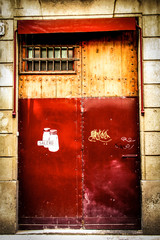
top-left (18, 98), bottom-right (82, 228)
top-left (18, 97), bottom-right (140, 230)
top-left (83, 97), bottom-right (141, 229)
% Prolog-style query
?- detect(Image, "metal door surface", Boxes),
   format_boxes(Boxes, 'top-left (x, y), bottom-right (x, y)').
top-left (82, 98), bottom-right (140, 229)
top-left (18, 98), bottom-right (82, 229)
top-left (18, 31), bottom-right (140, 230)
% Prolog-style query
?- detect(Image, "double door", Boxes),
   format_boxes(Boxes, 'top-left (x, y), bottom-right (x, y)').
top-left (18, 31), bottom-right (141, 230)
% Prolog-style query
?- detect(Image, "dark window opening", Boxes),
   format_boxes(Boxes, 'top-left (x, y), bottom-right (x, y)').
top-left (19, 34), bottom-right (79, 74)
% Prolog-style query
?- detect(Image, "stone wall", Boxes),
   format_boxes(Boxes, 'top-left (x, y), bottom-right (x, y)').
top-left (0, 0), bottom-right (159, 234)
top-left (141, 12), bottom-right (160, 235)
top-left (0, 0), bottom-right (17, 233)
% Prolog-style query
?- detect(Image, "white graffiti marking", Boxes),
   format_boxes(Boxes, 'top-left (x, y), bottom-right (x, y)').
top-left (121, 137), bottom-right (136, 143)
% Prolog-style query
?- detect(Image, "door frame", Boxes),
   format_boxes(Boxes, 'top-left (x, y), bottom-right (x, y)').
top-left (16, 17), bottom-right (142, 231)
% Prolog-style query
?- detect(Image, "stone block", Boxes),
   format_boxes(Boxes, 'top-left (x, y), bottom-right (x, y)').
top-left (143, 38), bottom-right (160, 60)
top-left (0, 0), bottom-right (14, 18)
top-left (141, 156), bottom-right (145, 180)
top-left (0, 181), bottom-right (17, 234)
top-left (12, 157), bottom-right (17, 180)
top-left (0, 134), bottom-right (16, 156)
top-left (115, 0), bottom-right (142, 13)
top-left (0, 111), bottom-right (16, 133)
top-left (0, 87), bottom-right (13, 109)
top-left (145, 156), bottom-right (160, 180)
top-left (144, 85), bottom-right (160, 108)
top-left (0, 41), bottom-right (13, 63)
top-left (143, 16), bottom-right (160, 37)
top-left (141, 180), bottom-right (160, 234)
top-left (144, 108), bottom-right (160, 131)
top-left (0, 20), bottom-right (13, 40)
top-left (145, 132), bottom-right (160, 155)
top-left (140, 131), bottom-right (145, 156)
top-left (0, 64), bottom-right (13, 86)
top-left (143, 61), bottom-right (160, 84)
top-left (15, 0), bottom-right (114, 16)
top-left (15, 0), bottom-right (41, 16)
top-left (0, 158), bottom-right (13, 180)
top-left (142, 0), bottom-right (160, 14)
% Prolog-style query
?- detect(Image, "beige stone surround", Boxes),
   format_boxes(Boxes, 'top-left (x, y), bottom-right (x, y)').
top-left (0, 0), bottom-right (159, 234)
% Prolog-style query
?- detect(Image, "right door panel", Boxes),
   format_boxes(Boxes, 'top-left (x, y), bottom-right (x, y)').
top-left (83, 97), bottom-right (141, 229)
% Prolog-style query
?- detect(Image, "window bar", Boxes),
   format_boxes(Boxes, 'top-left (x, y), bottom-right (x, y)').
top-left (60, 60), bottom-right (61, 71)
top-left (39, 47), bottom-right (41, 72)
top-left (31, 46), bottom-right (34, 71)
top-left (73, 47), bottom-right (75, 71)
top-left (25, 47), bottom-right (27, 72)
top-left (53, 47), bottom-right (54, 71)
top-left (32, 47), bottom-right (35, 71)
top-left (60, 47), bottom-right (62, 71)
top-left (32, 60), bottom-right (34, 71)
top-left (73, 60), bottom-right (75, 72)
top-left (46, 60), bottom-right (48, 71)
top-left (45, 47), bottom-right (49, 71)
top-left (67, 47), bottom-right (69, 71)
top-left (46, 47), bottom-right (48, 71)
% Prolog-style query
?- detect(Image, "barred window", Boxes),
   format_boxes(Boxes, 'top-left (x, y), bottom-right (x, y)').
top-left (20, 45), bottom-right (79, 73)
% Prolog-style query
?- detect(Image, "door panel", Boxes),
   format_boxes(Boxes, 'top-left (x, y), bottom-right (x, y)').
top-left (83, 97), bottom-right (140, 229)
top-left (82, 31), bottom-right (138, 97)
top-left (18, 31), bottom-right (140, 230)
top-left (19, 44), bottom-right (81, 99)
top-left (18, 98), bottom-right (82, 229)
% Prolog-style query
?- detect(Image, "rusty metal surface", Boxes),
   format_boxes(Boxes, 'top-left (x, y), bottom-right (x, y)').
top-left (17, 18), bottom-right (136, 34)
top-left (18, 98), bottom-right (82, 228)
top-left (82, 97), bottom-right (141, 229)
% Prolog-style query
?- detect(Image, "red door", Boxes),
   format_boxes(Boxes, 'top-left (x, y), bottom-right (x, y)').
top-left (18, 31), bottom-right (140, 230)
top-left (83, 98), bottom-right (140, 229)
top-left (18, 99), bottom-right (82, 228)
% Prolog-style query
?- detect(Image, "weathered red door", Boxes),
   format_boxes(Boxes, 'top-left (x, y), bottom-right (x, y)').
top-left (18, 31), bottom-right (140, 230)
top-left (83, 98), bottom-right (140, 229)
top-left (18, 99), bottom-right (82, 228)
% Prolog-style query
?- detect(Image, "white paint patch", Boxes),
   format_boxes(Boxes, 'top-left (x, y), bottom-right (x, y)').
top-left (0, 112), bottom-right (4, 119)
top-left (2, 118), bottom-right (8, 127)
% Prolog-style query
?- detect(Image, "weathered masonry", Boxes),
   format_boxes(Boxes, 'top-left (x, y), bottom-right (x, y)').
top-left (0, 0), bottom-right (160, 235)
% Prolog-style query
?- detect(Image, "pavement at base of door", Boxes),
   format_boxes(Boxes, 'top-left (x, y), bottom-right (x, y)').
top-left (0, 234), bottom-right (160, 240)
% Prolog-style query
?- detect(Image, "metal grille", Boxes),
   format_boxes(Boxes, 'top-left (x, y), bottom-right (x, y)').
top-left (20, 45), bottom-right (79, 73)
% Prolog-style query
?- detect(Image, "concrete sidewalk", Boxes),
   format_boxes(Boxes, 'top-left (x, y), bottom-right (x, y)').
top-left (0, 233), bottom-right (160, 240)
top-left (0, 235), bottom-right (160, 240)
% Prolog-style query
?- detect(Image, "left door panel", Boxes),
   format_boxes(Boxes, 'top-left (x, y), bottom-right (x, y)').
top-left (18, 98), bottom-right (82, 229)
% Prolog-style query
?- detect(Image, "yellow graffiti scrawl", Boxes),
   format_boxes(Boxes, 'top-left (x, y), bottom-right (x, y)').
top-left (88, 129), bottom-right (112, 144)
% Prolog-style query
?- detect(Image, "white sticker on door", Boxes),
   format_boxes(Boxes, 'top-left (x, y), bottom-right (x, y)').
top-left (37, 128), bottom-right (59, 152)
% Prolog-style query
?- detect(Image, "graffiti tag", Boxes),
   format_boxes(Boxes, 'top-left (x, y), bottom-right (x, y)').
top-left (88, 129), bottom-right (112, 144)
top-left (121, 137), bottom-right (136, 143)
